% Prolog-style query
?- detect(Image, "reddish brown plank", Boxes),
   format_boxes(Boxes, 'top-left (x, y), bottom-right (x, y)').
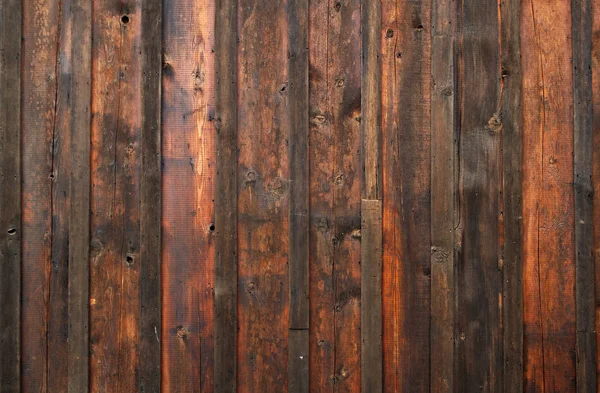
top-left (522, 0), bottom-right (577, 391)
top-left (593, 1), bottom-right (600, 391)
top-left (89, 0), bottom-right (143, 391)
top-left (381, 0), bottom-right (431, 392)
top-left (161, 0), bottom-right (215, 390)
top-left (236, 0), bottom-right (290, 390)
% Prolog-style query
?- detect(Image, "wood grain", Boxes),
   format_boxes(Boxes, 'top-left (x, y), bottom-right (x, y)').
top-left (161, 0), bottom-right (215, 389)
top-left (522, 0), bottom-right (577, 391)
top-left (592, 2), bottom-right (600, 392)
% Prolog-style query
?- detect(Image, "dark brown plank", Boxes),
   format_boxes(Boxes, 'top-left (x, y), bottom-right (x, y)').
top-left (381, 1), bottom-right (431, 392)
top-left (500, 0), bottom-right (524, 391)
top-left (89, 0), bottom-right (143, 391)
top-left (139, 0), bottom-right (163, 390)
top-left (572, 0), bottom-right (595, 391)
top-left (214, 0), bottom-right (238, 389)
top-left (289, 330), bottom-right (309, 393)
top-left (236, 0), bottom-right (290, 390)
top-left (592, 3), bottom-right (600, 391)
top-left (161, 0), bottom-right (215, 389)
top-left (0, 0), bottom-right (21, 388)
top-left (430, 0), bottom-right (455, 391)
top-left (21, 0), bottom-right (59, 389)
top-left (48, 0), bottom-right (73, 390)
top-left (455, 0), bottom-right (502, 391)
top-left (361, 199), bottom-right (382, 393)
top-left (522, 0), bottom-right (576, 391)
top-left (69, 0), bottom-right (92, 388)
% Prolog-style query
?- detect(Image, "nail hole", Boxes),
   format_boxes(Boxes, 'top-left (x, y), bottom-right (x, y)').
top-left (396, 52), bottom-right (402, 58)
top-left (416, 24), bottom-right (424, 30)
top-left (126, 255), bottom-right (134, 265)
top-left (209, 223), bottom-right (215, 232)
top-left (334, 2), bottom-right (341, 11)
top-left (7, 228), bottom-right (16, 235)
top-left (121, 15), bottom-right (130, 24)
top-left (386, 29), bottom-right (394, 38)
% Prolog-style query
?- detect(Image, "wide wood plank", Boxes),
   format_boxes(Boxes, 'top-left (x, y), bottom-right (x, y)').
top-left (89, 1), bottom-right (143, 391)
top-left (572, 0), bottom-right (596, 392)
top-left (381, 1), bottom-right (431, 392)
top-left (455, 0), bottom-right (502, 391)
top-left (139, 0), bottom-right (163, 390)
top-left (430, 0), bottom-right (455, 391)
top-left (161, 0), bottom-right (216, 389)
top-left (0, 0), bottom-right (22, 388)
top-left (522, 0), bottom-right (577, 391)
top-left (69, 0), bottom-right (92, 388)
top-left (214, 0), bottom-right (238, 390)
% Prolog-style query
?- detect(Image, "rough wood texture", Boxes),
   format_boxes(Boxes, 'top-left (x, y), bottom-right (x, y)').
top-left (161, 0), bottom-right (215, 389)
top-left (522, 0), bottom-right (577, 391)
top-left (455, 0), bottom-right (502, 391)
top-left (430, 0), bottom-right (455, 391)
top-left (593, 2), bottom-right (600, 392)
top-left (0, 0), bottom-right (21, 388)
top-left (381, 0), bottom-right (431, 392)
top-left (361, 199), bottom-right (383, 393)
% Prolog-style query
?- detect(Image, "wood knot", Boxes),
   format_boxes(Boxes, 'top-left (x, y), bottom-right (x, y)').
top-left (176, 326), bottom-right (188, 338)
top-left (487, 112), bottom-right (502, 133)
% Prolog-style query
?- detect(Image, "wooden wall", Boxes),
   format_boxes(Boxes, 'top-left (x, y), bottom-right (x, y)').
top-left (0, 0), bottom-right (599, 392)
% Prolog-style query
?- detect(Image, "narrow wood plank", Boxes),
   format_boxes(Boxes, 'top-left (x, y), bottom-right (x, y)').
top-left (522, 0), bottom-right (577, 391)
top-left (592, 4), bottom-right (600, 392)
top-left (236, 0), bottom-right (290, 390)
top-left (361, 199), bottom-right (382, 393)
top-left (0, 0), bottom-right (22, 388)
top-left (287, 0), bottom-right (309, 333)
top-left (139, 0), bottom-right (163, 390)
top-left (455, 0), bottom-right (502, 391)
top-left (381, 1), bottom-right (431, 392)
top-left (214, 0), bottom-right (238, 389)
top-left (430, 0), bottom-right (455, 390)
top-left (500, 0), bottom-right (524, 391)
top-left (572, 0), bottom-right (595, 391)
top-left (69, 0), bottom-right (92, 388)
top-left (289, 330), bottom-right (309, 393)
top-left (361, 0), bottom-right (381, 200)
top-left (48, 0), bottom-right (73, 389)
top-left (89, 1), bottom-right (143, 391)
top-left (161, 0), bottom-right (216, 389)
top-left (21, 0), bottom-right (59, 388)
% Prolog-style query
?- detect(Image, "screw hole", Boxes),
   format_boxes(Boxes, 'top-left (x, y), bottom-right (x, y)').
top-left (121, 15), bottom-right (130, 24)
top-left (209, 223), bottom-right (215, 232)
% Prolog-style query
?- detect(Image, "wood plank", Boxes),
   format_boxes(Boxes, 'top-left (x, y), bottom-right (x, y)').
top-left (572, 1), bottom-right (596, 392)
top-left (69, 0), bottom-right (92, 388)
top-left (592, 3), bottom-right (600, 392)
top-left (381, 0), bottom-right (431, 392)
top-left (89, 0), bottom-right (143, 390)
top-left (48, 0), bottom-right (73, 390)
top-left (522, 0), bottom-right (577, 391)
top-left (20, 0), bottom-right (59, 388)
top-left (0, 0), bottom-right (22, 388)
top-left (289, 330), bottom-right (309, 393)
top-left (214, 0), bottom-right (238, 390)
top-left (361, 199), bottom-right (382, 393)
top-left (500, 0), bottom-right (524, 391)
top-left (455, 0), bottom-right (502, 391)
top-left (430, 0), bottom-right (455, 391)
top-left (361, 0), bottom-right (381, 200)
top-left (139, 0), bottom-right (163, 390)
top-left (161, 0), bottom-right (215, 389)
top-left (236, 0), bottom-right (290, 390)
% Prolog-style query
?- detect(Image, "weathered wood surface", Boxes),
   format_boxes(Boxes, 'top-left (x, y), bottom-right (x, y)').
top-left (4, 0), bottom-right (600, 392)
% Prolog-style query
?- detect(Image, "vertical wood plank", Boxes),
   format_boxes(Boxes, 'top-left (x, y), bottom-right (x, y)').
top-left (236, 0), bottom-right (290, 390)
top-left (572, 0), bottom-right (596, 392)
top-left (522, 0), bottom-right (577, 391)
top-left (48, 1), bottom-right (73, 389)
top-left (69, 0), bottom-right (92, 388)
top-left (0, 0), bottom-right (21, 388)
top-left (287, 0), bottom-right (309, 390)
top-left (361, 200), bottom-right (382, 393)
top-left (430, 0), bottom-right (455, 390)
top-left (89, 0), bottom-right (143, 391)
top-left (592, 2), bottom-right (600, 392)
top-left (500, 0), bottom-right (524, 391)
top-left (139, 0), bottom-right (162, 390)
top-left (500, 0), bottom-right (525, 390)
top-left (161, 0), bottom-right (216, 389)
top-left (455, 0), bottom-right (502, 391)
top-left (21, 0), bottom-right (59, 388)
top-left (381, 0), bottom-right (431, 392)
top-left (214, 0), bottom-right (238, 389)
